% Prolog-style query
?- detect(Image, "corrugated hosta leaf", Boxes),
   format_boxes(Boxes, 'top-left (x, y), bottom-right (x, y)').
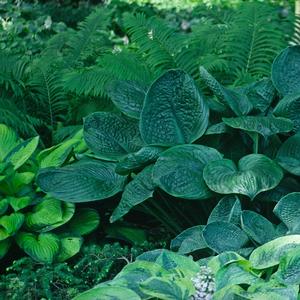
top-left (249, 235), bottom-right (300, 269)
top-left (15, 232), bottom-right (60, 263)
top-left (0, 124), bottom-right (19, 162)
top-left (37, 159), bottom-right (126, 202)
top-left (276, 133), bottom-right (300, 176)
top-left (84, 112), bottom-right (143, 161)
top-left (0, 212), bottom-right (24, 241)
top-left (111, 165), bottom-right (155, 223)
top-left (272, 45), bottom-right (300, 96)
top-left (203, 221), bottom-right (249, 254)
top-left (203, 154), bottom-right (283, 199)
top-left (107, 80), bottom-right (147, 119)
top-left (140, 70), bottom-right (209, 146)
top-left (273, 192), bottom-right (300, 234)
top-left (153, 144), bottom-right (223, 199)
top-left (222, 116), bottom-right (293, 139)
top-left (56, 236), bottom-right (83, 262)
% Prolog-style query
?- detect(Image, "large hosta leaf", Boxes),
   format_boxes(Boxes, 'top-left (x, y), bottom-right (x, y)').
top-left (107, 80), bottom-right (147, 119)
top-left (84, 112), bottom-right (143, 161)
top-left (0, 212), bottom-right (24, 240)
top-left (249, 235), bottom-right (300, 269)
top-left (153, 144), bottom-right (222, 199)
top-left (15, 232), bottom-right (60, 263)
top-left (37, 159), bottom-right (126, 202)
top-left (273, 193), bottom-right (300, 234)
top-left (276, 133), bottom-right (300, 176)
top-left (272, 45), bottom-right (300, 96)
top-left (140, 70), bottom-right (209, 146)
top-left (203, 222), bottom-right (249, 253)
top-left (203, 154), bottom-right (283, 199)
top-left (0, 124), bottom-right (19, 161)
top-left (56, 236), bottom-right (83, 262)
top-left (222, 116), bottom-right (293, 139)
top-left (111, 165), bottom-right (155, 223)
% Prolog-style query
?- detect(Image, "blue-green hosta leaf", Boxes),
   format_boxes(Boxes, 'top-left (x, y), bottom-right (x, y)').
top-left (107, 80), bottom-right (147, 119)
top-left (83, 112), bottom-right (143, 161)
top-left (0, 212), bottom-right (24, 240)
top-left (272, 45), bottom-right (300, 96)
top-left (55, 236), bottom-right (83, 262)
top-left (115, 146), bottom-right (164, 175)
top-left (66, 208), bottom-right (100, 235)
top-left (212, 285), bottom-right (245, 300)
top-left (207, 196), bottom-right (241, 225)
top-left (140, 69), bottom-right (209, 146)
top-left (170, 225), bottom-right (207, 254)
top-left (249, 235), bottom-right (300, 269)
top-left (199, 66), bottom-right (253, 116)
top-left (203, 222), bottom-right (249, 254)
top-left (153, 144), bottom-right (223, 199)
top-left (222, 116), bottom-right (293, 139)
top-left (37, 159), bottom-right (126, 202)
top-left (205, 122), bottom-right (230, 135)
top-left (273, 93), bottom-right (300, 131)
top-left (0, 124), bottom-right (19, 162)
top-left (203, 154), bottom-right (283, 199)
top-left (15, 232), bottom-right (60, 263)
top-left (276, 133), bottom-right (300, 176)
top-left (111, 165), bottom-right (155, 223)
top-left (5, 136), bottom-right (39, 170)
top-left (275, 248), bottom-right (300, 285)
top-left (73, 286), bottom-right (141, 300)
top-left (273, 193), bottom-right (300, 234)
top-left (241, 210), bottom-right (277, 244)
top-left (0, 238), bottom-right (11, 259)
top-left (8, 196), bottom-right (32, 212)
top-left (25, 198), bottom-right (75, 232)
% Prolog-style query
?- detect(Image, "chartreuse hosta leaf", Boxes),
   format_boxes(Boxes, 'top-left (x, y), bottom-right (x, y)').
top-left (107, 80), bottom-right (147, 119)
top-left (0, 212), bottom-right (24, 240)
top-left (241, 210), bottom-right (277, 244)
top-left (0, 124), bottom-right (19, 162)
top-left (56, 236), bottom-right (83, 262)
top-left (199, 66), bottom-right (253, 116)
top-left (15, 232), bottom-right (60, 263)
top-left (25, 198), bottom-right (75, 232)
top-left (272, 45), bottom-right (300, 96)
top-left (153, 144), bottom-right (223, 199)
top-left (0, 239), bottom-right (11, 259)
top-left (249, 235), bottom-right (300, 269)
top-left (4, 136), bottom-right (39, 170)
top-left (37, 159), bottom-right (126, 202)
top-left (140, 69), bottom-right (209, 146)
top-left (207, 195), bottom-right (241, 225)
top-left (111, 165), bottom-right (155, 223)
top-left (115, 146), bottom-right (164, 175)
top-left (83, 112), bottom-right (143, 161)
top-left (222, 116), bottom-right (293, 139)
top-left (276, 133), bottom-right (300, 176)
top-left (273, 193), bottom-right (300, 234)
top-left (203, 154), bottom-right (283, 199)
top-left (203, 222), bottom-right (249, 254)
top-left (170, 225), bottom-right (207, 254)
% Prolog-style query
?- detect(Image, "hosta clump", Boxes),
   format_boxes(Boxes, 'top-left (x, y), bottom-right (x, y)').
top-left (191, 266), bottom-right (215, 300)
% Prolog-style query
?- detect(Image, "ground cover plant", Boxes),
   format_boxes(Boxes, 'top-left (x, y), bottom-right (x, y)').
top-left (1, 0), bottom-right (300, 299)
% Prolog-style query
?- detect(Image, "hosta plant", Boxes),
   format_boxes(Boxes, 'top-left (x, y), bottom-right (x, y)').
top-left (0, 124), bottom-right (99, 263)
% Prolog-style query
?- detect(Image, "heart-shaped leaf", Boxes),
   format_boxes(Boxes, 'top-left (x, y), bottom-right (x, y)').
top-left (84, 112), bottom-right (143, 161)
top-left (276, 133), bottom-right (300, 176)
top-left (207, 195), bottom-right (241, 225)
top-left (272, 45), bottom-right (300, 96)
top-left (37, 159), bottom-right (126, 202)
top-left (153, 144), bottom-right (223, 199)
top-left (241, 210), bottom-right (277, 244)
top-left (0, 212), bottom-right (24, 240)
top-left (203, 154), bottom-right (283, 199)
top-left (107, 80), bottom-right (147, 119)
top-left (111, 165), bottom-right (155, 223)
top-left (15, 232), bottom-right (60, 263)
top-left (55, 236), bottom-right (83, 262)
top-left (274, 192), bottom-right (300, 234)
top-left (140, 69), bottom-right (209, 146)
top-left (249, 235), bottom-right (300, 269)
top-left (203, 221), bottom-right (249, 253)
top-left (0, 124), bottom-right (19, 162)
top-left (222, 116), bottom-right (293, 139)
